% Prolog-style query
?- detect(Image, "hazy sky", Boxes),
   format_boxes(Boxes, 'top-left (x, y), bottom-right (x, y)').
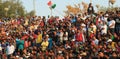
top-left (21, 0), bottom-right (120, 18)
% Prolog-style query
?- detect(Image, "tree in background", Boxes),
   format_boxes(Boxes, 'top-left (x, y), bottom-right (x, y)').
top-left (64, 4), bottom-right (81, 15)
top-left (26, 10), bottom-right (35, 17)
top-left (0, 0), bottom-right (25, 18)
top-left (64, 0), bottom-right (120, 16)
top-left (64, 2), bottom-right (88, 16)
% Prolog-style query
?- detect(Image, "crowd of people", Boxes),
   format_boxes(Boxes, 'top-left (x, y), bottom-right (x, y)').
top-left (0, 3), bottom-right (120, 59)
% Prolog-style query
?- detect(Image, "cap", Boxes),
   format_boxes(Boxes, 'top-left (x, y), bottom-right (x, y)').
top-left (105, 14), bottom-right (109, 17)
top-left (71, 39), bottom-right (75, 41)
top-left (46, 34), bottom-right (49, 37)
top-left (107, 39), bottom-right (112, 42)
top-left (81, 23), bottom-right (86, 27)
top-left (58, 51), bottom-right (62, 54)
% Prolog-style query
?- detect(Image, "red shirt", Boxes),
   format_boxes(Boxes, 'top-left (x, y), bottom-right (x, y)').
top-left (21, 35), bottom-right (29, 40)
top-left (75, 33), bottom-right (83, 42)
top-left (24, 41), bottom-right (28, 48)
top-left (39, 21), bottom-right (44, 27)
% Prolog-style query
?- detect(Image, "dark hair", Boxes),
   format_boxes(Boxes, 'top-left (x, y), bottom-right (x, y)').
top-left (89, 3), bottom-right (92, 7)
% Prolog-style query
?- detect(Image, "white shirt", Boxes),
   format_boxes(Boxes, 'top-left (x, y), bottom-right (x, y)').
top-left (59, 32), bottom-right (64, 42)
top-left (93, 39), bottom-right (99, 45)
top-left (81, 23), bottom-right (86, 32)
top-left (7, 45), bottom-right (15, 55)
top-left (103, 17), bottom-right (108, 23)
top-left (101, 24), bottom-right (107, 34)
top-left (63, 32), bottom-right (68, 41)
top-left (108, 20), bottom-right (115, 28)
top-left (0, 47), bottom-right (2, 51)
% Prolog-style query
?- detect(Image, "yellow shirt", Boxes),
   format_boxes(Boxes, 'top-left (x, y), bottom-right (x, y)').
top-left (36, 34), bottom-right (42, 43)
top-left (41, 41), bottom-right (49, 51)
top-left (111, 42), bottom-right (116, 49)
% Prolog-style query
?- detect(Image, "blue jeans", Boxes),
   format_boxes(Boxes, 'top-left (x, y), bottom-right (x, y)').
top-left (115, 27), bottom-right (120, 34)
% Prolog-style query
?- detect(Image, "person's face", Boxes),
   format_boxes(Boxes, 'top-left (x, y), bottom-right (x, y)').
top-left (93, 37), bottom-right (96, 40)
top-left (38, 32), bottom-right (40, 34)
top-left (54, 31), bottom-right (56, 35)
top-left (99, 45), bottom-right (103, 48)
top-left (118, 13), bottom-right (120, 17)
top-left (77, 30), bottom-right (80, 33)
top-left (99, 52), bottom-right (104, 57)
top-left (44, 39), bottom-right (47, 42)
top-left (112, 52), bottom-right (117, 57)
top-left (103, 45), bottom-right (107, 49)
top-left (118, 42), bottom-right (120, 46)
top-left (44, 32), bottom-right (46, 34)
top-left (59, 30), bottom-right (62, 32)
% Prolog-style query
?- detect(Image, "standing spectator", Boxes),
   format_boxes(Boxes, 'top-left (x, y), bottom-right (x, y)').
top-left (98, 51), bottom-right (107, 59)
top-left (52, 31), bottom-right (59, 43)
top-left (75, 29), bottom-right (84, 43)
top-left (100, 22), bottom-right (107, 35)
top-left (6, 43), bottom-right (15, 59)
top-left (24, 39), bottom-right (29, 48)
top-left (48, 36), bottom-right (53, 50)
top-left (63, 29), bottom-right (68, 44)
top-left (108, 17), bottom-right (116, 34)
top-left (59, 29), bottom-right (64, 43)
top-left (110, 51), bottom-right (118, 59)
top-left (41, 35), bottom-right (49, 51)
top-left (87, 3), bottom-right (94, 15)
top-left (92, 36), bottom-right (99, 45)
top-left (36, 32), bottom-right (42, 47)
top-left (115, 12), bottom-right (120, 35)
top-left (103, 14), bottom-right (109, 23)
top-left (18, 39), bottom-right (24, 53)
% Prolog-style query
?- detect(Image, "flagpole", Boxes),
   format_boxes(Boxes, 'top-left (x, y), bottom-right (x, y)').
top-left (109, 0), bottom-right (110, 7)
top-left (33, 0), bottom-right (36, 16)
top-left (90, 0), bottom-right (92, 3)
top-left (51, 9), bottom-right (52, 16)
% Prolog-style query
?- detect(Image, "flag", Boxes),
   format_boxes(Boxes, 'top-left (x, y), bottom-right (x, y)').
top-left (47, 1), bottom-right (52, 6)
top-left (47, 1), bottom-right (56, 9)
top-left (51, 4), bottom-right (56, 9)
